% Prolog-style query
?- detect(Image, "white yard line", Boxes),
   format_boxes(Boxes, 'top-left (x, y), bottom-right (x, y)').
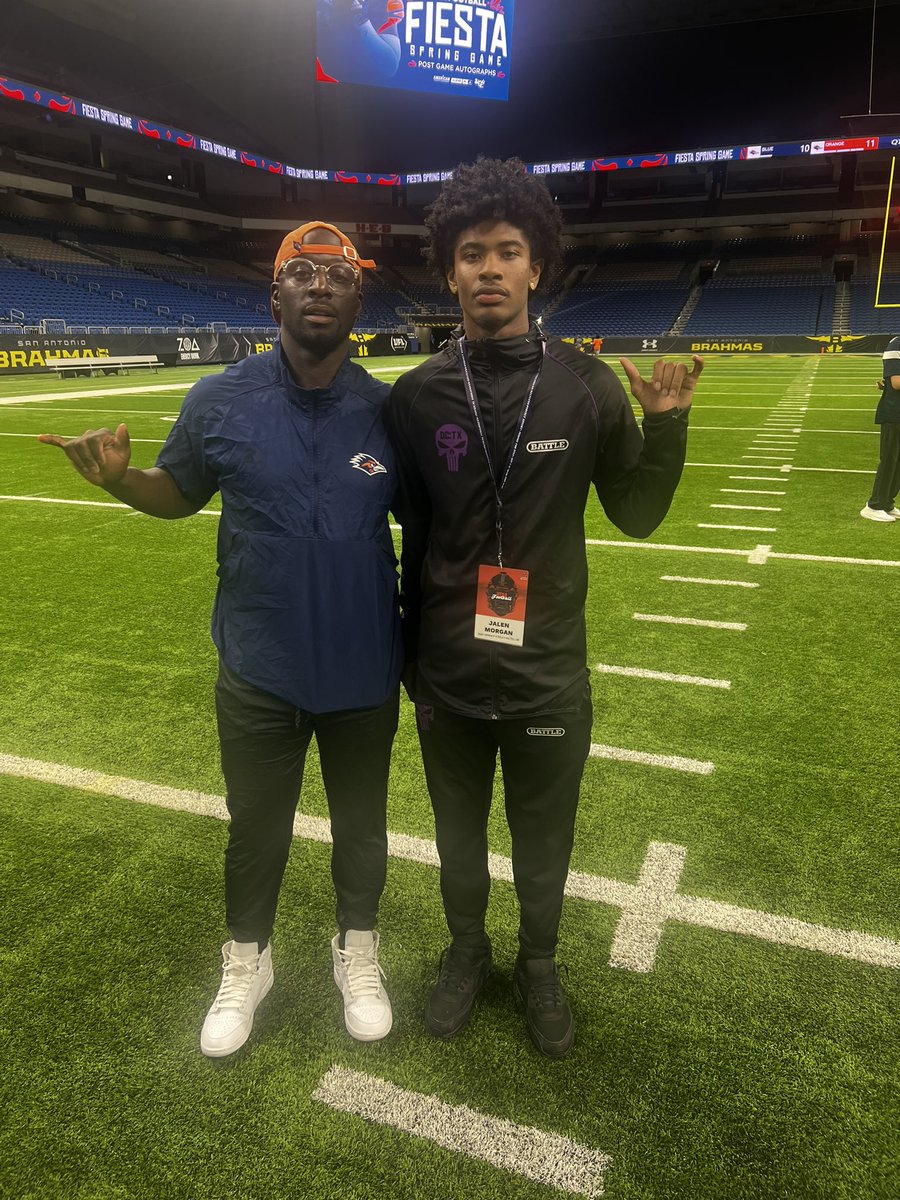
top-left (589, 539), bottom-right (900, 569)
top-left (0, 432), bottom-right (164, 443)
top-left (788, 465), bottom-right (873, 475)
top-left (313, 1066), bottom-right (611, 1198)
top-left (719, 489), bottom-right (786, 495)
top-left (5, 751), bottom-right (898, 970)
top-left (633, 612), bottom-right (747, 630)
top-left (3, 406), bottom-right (181, 416)
top-left (0, 382), bottom-right (193, 405)
top-left (660, 575), bottom-right (759, 587)
top-left (684, 462), bottom-right (869, 474)
top-left (4, 496), bottom-right (894, 570)
top-left (0, 494), bottom-right (221, 515)
top-left (596, 663), bottom-right (731, 688)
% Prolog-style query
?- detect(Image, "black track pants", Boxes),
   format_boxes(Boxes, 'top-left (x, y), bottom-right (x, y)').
top-left (868, 421), bottom-right (900, 510)
top-left (215, 658), bottom-right (399, 945)
top-left (415, 690), bottom-right (593, 959)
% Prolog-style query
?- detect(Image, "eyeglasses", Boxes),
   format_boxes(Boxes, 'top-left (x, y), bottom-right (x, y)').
top-left (279, 257), bottom-right (359, 292)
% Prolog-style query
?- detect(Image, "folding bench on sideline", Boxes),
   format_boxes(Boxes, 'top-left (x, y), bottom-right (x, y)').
top-left (45, 355), bottom-right (161, 378)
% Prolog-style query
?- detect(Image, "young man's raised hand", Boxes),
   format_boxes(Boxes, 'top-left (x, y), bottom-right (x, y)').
top-left (619, 354), bottom-right (704, 414)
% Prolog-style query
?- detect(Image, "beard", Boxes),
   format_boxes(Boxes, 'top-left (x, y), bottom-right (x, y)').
top-left (280, 311), bottom-right (355, 359)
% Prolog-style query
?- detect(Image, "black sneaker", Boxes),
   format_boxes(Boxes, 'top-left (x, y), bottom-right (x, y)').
top-left (514, 957), bottom-right (574, 1059)
top-left (425, 944), bottom-right (492, 1039)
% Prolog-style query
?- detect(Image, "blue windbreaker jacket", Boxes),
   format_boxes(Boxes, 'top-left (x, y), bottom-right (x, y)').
top-left (156, 348), bottom-right (402, 712)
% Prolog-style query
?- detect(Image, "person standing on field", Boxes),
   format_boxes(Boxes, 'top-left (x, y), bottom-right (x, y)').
top-left (40, 222), bottom-right (402, 1057)
top-left (388, 157), bottom-right (703, 1059)
top-left (859, 333), bottom-right (900, 522)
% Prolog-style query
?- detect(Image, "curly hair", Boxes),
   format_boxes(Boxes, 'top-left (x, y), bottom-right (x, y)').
top-left (423, 157), bottom-right (564, 289)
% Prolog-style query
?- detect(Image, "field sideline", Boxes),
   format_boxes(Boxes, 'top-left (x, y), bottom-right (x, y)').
top-left (1, 354), bottom-right (898, 1200)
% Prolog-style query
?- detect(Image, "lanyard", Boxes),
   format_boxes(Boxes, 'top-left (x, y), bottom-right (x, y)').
top-left (458, 335), bottom-right (545, 568)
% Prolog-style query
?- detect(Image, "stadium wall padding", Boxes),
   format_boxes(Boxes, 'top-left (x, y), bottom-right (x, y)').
top-left (0, 331), bottom-right (416, 374)
top-left (0, 332), bottom-right (891, 374)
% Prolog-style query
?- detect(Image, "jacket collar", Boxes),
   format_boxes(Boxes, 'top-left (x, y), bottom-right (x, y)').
top-left (452, 322), bottom-right (545, 374)
top-left (275, 342), bottom-right (353, 405)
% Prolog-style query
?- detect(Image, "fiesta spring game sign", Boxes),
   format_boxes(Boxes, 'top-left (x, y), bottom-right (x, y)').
top-left (316, 0), bottom-right (514, 100)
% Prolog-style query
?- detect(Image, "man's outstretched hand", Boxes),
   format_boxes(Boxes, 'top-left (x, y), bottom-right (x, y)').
top-left (38, 423), bottom-right (131, 488)
top-left (619, 355), bottom-right (704, 414)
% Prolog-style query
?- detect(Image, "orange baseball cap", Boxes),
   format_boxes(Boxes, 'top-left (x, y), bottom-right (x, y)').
top-left (273, 221), bottom-right (376, 280)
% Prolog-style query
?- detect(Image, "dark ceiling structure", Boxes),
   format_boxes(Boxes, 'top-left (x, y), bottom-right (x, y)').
top-left (4, 1), bottom-right (900, 172)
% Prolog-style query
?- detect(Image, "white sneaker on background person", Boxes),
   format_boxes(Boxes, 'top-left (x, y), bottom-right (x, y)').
top-left (200, 940), bottom-right (274, 1057)
top-left (889, 507), bottom-right (900, 517)
top-left (859, 505), bottom-right (897, 522)
top-left (331, 930), bottom-right (393, 1041)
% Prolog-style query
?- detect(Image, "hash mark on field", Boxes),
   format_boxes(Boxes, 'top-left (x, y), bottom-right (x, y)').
top-left (589, 744), bottom-right (714, 774)
top-left (5, 751), bottom-right (898, 974)
top-left (660, 575), bottom-right (759, 588)
top-left (710, 504), bottom-right (782, 512)
top-left (596, 663), bottom-right (731, 688)
top-left (719, 489), bottom-right (786, 495)
top-left (633, 613), bottom-right (747, 630)
top-left (608, 843), bottom-right (687, 971)
top-left (697, 523), bottom-right (777, 532)
top-left (314, 1067), bottom-right (610, 1198)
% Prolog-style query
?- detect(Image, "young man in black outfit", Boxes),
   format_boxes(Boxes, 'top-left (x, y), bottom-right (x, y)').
top-left (859, 333), bottom-right (900, 522)
top-left (388, 158), bottom-right (703, 1058)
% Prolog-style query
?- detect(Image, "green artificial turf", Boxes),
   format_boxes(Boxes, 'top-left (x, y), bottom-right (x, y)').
top-left (1, 356), bottom-right (898, 1200)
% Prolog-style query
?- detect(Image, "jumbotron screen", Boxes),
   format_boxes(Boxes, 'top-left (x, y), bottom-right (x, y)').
top-left (315, 0), bottom-right (514, 101)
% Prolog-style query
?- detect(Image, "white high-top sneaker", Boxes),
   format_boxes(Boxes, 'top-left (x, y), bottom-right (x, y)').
top-left (331, 930), bottom-right (393, 1041)
top-left (200, 940), bottom-right (274, 1058)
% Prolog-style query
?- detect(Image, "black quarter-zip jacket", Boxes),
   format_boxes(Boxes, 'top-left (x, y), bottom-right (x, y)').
top-left (387, 326), bottom-right (690, 719)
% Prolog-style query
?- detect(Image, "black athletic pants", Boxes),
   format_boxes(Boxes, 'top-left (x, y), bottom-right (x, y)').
top-left (416, 687), bottom-right (593, 960)
top-left (868, 422), bottom-right (900, 511)
top-left (215, 658), bottom-right (399, 946)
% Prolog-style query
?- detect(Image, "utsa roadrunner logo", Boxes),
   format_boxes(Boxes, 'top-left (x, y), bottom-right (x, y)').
top-left (349, 452), bottom-right (387, 476)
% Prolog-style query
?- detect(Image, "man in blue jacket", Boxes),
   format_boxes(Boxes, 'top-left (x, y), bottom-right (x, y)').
top-left (40, 222), bottom-right (402, 1056)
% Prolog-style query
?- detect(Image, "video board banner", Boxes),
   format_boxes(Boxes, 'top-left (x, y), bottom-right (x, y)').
top-left (0, 69), bottom-right (897, 187)
top-left (316, 1), bottom-right (514, 101)
top-left (561, 335), bottom-right (892, 356)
